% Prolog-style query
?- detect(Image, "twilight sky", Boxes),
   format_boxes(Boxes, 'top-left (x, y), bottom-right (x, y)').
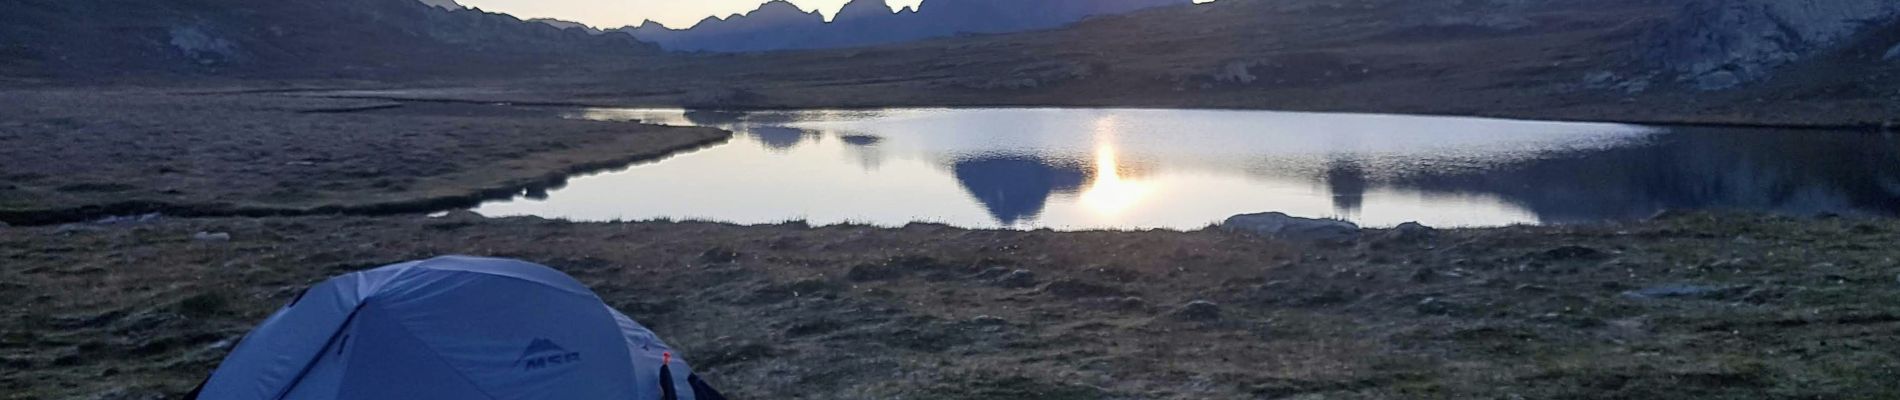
top-left (456, 0), bottom-right (926, 29)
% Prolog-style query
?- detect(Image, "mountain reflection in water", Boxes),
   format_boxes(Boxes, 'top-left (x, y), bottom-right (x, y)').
top-left (472, 108), bottom-right (1900, 229)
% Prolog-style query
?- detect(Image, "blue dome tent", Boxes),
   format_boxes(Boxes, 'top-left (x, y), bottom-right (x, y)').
top-left (189, 256), bottom-right (725, 400)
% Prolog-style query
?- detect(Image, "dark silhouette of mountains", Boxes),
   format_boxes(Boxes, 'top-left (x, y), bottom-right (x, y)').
top-left (531, 18), bottom-right (605, 34)
top-left (0, 0), bottom-right (656, 78)
top-left (622, 0), bottom-right (1193, 52)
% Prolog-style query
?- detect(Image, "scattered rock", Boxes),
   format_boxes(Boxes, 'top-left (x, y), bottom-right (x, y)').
top-left (1386, 222), bottom-right (1437, 242)
top-left (96, 213), bottom-right (162, 225)
top-left (1415, 297), bottom-right (1461, 315)
top-left (1213, 60), bottom-right (1259, 84)
top-left (994, 269), bottom-right (1038, 288)
top-left (191, 232), bottom-right (231, 242)
top-left (1583, 71), bottom-right (1617, 87)
top-left (969, 315), bottom-right (1009, 326)
top-left (971, 266), bottom-right (1012, 280)
top-left (1222, 212), bottom-right (1360, 243)
top-left (1707, 257), bottom-right (1752, 270)
top-left (54, 224), bottom-right (104, 235)
top-left (434, 210), bottom-right (485, 221)
top-left (1173, 300), bottom-right (1222, 321)
top-left (1514, 284), bottom-right (1554, 293)
top-left (739, 278), bottom-right (839, 304)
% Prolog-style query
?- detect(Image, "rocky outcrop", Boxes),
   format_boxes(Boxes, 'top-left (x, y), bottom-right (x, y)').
top-left (1221, 212), bottom-right (1361, 243)
top-left (1645, 0), bottom-right (1900, 90)
top-left (624, 0), bottom-right (1193, 52)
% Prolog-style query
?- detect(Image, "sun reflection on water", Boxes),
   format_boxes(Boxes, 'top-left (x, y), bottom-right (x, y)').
top-left (1079, 143), bottom-right (1154, 216)
top-left (1077, 116), bottom-right (1153, 217)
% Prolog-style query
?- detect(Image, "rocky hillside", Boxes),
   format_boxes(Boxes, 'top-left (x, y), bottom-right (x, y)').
top-left (623, 0), bottom-right (1192, 52)
top-left (1643, 0), bottom-right (1900, 90)
top-left (0, 0), bottom-right (657, 79)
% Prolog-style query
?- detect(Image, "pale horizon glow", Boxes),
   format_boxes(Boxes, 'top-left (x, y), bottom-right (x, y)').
top-left (454, 0), bottom-right (926, 29)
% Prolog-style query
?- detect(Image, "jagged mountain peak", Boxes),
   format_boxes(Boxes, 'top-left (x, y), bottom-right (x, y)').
top-left (837, 0), bottom-right (900, 20)
top-left (755, 0), bottom-right (811, 14)
top-left (416, 0), bottom-right (463, 10)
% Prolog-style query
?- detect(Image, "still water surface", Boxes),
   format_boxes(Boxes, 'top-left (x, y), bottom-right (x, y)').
top-left (474, 108), bottom-right (1900, 229)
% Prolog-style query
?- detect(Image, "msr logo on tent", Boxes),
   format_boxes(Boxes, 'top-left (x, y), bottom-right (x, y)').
top-left (513, 338), bottom-right (582, 371)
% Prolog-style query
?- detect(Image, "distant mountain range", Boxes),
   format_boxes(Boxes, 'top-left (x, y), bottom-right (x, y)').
top-left (531, 18), bottom-right (605, 34)
top-left (621, 0), bottom-right (1194, 52)
top-left (0, 0), bottom-right (656, 78)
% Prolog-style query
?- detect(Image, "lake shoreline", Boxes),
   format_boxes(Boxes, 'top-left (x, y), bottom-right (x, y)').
top-left (0, 89), bottom-right (733, 226)
top-left (5, 87), bottom-right (1898, 399)
top-left (5, 212), bottom-right (1897, 398)
top-left (5, 87), bottom-right (1890, 227)
top-left (296, 87), bottom-right (1888, 133)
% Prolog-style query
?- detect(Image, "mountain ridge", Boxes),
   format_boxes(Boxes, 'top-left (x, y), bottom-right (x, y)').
top-left (622, 0), bottom-right (1194, 52)
top-left (0, 0), bottom-right (657, 79)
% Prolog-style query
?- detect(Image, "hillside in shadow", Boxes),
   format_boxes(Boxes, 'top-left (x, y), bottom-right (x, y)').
top-left (0, 0), bottom-right (657, 79)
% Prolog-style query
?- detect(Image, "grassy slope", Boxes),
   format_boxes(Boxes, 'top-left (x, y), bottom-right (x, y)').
top-left (0, 89), bottom-right (729, 224)
top-left (2, 213), bottom-right (1897, 398)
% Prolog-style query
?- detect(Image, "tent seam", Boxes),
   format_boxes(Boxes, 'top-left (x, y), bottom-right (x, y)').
top-left (365, 302), bottom-right (505, 400)
top-left (413, 264), bottom-right (599, 298)
top-left (267, 303), bottom-right (367, 400)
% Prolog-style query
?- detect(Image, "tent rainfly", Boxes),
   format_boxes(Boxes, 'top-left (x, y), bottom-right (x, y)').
top-left (190, 256), bottom-right (725, 400)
